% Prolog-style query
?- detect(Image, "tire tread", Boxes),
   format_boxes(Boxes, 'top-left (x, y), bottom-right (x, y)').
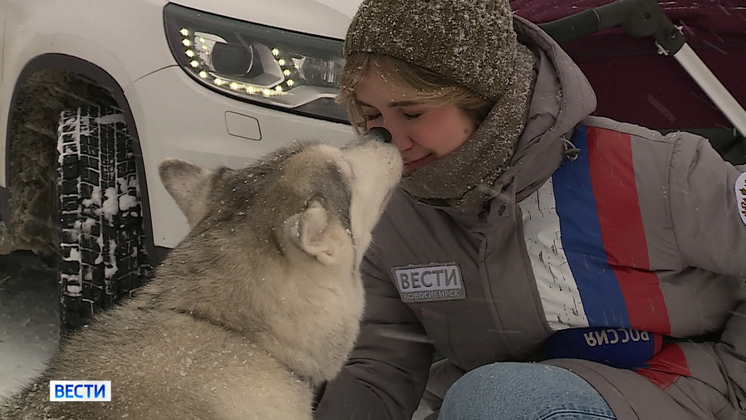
top-left (57, 106), bottom-right (149, 332)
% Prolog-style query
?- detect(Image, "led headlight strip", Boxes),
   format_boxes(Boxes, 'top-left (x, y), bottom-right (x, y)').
top-left (179, 28), bottom-right (296, 98)
top-left (165, 3), bottom-right (349, 123)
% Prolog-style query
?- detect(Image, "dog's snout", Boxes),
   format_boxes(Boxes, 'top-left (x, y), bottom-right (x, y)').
top-left (367, 127), bottom-right (392, 143)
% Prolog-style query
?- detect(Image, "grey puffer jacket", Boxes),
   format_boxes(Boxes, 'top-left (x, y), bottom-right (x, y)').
top-left (315, 16), bottom-right (746, 420)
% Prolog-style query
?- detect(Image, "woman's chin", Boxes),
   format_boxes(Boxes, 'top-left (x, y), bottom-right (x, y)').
top-left (403, 155), bottom-right (434, 175)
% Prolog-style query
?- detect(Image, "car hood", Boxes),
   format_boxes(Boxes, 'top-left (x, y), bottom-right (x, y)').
top-left (169, 0), bottom-right (363, 39)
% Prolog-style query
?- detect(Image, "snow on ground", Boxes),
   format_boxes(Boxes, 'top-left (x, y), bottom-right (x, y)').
top-left (0, 252), bottom-right (60, 399)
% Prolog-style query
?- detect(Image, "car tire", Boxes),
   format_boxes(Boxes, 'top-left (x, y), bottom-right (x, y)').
top-left (56, 105), bottom-right (150, 332)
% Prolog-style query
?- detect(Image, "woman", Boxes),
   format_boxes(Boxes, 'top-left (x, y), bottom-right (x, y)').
top-left (314, 0), bottom-right (746, 419)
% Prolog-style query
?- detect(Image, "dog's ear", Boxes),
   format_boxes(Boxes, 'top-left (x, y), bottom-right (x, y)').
top-left (159, 158), bottom-right (215, 228)
top-left (284, 200), bottom-right (338, 265)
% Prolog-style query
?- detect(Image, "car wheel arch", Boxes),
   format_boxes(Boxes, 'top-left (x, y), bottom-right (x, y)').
top-left (1, 53), bottom-right (157, 265)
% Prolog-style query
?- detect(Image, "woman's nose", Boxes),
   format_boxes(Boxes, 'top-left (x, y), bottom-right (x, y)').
top-left (389, 131), bottom-right (413, 152)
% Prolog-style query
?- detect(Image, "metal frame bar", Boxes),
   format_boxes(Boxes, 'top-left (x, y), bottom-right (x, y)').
top-left (538, 0), bottom-right (746, 136)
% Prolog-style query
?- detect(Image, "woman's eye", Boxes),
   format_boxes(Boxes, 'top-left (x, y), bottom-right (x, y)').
top-left (363, 114), bottom-right (381, 121)
top-left (403, 112), bottom-right (422, 120)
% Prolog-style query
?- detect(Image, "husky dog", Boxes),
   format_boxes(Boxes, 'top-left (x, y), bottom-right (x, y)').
top-left (2, 132), bottom-right (402, 419)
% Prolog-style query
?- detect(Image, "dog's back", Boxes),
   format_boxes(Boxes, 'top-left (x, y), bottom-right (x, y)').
top-left (6, 309), bottom-right (312, 419)
top-left (3, 137), bottom-right (402, 419)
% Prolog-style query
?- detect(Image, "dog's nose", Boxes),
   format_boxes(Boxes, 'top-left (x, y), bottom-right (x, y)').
top-left (367, 127), bottom-right (392, 143)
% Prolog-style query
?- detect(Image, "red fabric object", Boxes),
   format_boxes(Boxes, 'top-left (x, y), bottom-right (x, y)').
top-left (512, 0), bottom-right (746, 129)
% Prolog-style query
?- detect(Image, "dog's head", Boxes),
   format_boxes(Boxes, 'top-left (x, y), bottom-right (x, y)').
top-left (157, 134), bottom-right (401, 381)
top-left (159, 135), bottom-right (401, 270)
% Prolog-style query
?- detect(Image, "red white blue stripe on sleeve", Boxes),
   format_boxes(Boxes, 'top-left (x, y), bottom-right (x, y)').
top-left (520, 125), bottom-right (682, 371)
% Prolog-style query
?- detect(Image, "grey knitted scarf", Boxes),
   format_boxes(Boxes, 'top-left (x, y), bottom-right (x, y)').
top-left (400, 44), bottom-right (537, 214)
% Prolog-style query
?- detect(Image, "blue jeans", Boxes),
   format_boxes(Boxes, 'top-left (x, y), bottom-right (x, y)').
top-left (439, 362), bottom-right (617, 420)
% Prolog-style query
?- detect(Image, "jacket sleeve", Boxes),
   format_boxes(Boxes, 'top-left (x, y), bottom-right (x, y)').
top-left (669, 134), bottom-right (746, 410)
top-left (715, 300), bottom-right (746, 412)
top-left (668, 132), bottom-right (746, 276)
top-left (314, 248), bottom-right (434, 420)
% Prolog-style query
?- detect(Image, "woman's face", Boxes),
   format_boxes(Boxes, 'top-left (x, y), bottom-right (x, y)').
top-left (354, 72), bottom-right (476, 175)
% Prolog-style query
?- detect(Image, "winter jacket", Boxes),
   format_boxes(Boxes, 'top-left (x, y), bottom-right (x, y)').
top-left (314, 16), bottom-right (746, 420)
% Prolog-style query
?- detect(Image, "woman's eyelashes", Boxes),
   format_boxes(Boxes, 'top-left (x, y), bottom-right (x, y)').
top-left (363, 110), bottom-right (423, 121)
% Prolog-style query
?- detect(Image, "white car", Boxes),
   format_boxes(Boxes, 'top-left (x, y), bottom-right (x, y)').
top-left (0, 0), bottom-right (361, 330)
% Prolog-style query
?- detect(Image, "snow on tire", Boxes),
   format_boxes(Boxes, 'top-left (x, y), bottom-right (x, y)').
top-left (57, 106), bottom-right (149, 332)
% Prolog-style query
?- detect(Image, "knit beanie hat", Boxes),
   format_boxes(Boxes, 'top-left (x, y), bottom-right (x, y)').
top-left (346, 0), bottom-right (521, 102)
top-left (345, 0), bottom-right (537, 213)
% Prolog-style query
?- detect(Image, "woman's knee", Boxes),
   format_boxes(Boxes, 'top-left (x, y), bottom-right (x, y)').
top-left (439, 362), bottom-right (616, 420)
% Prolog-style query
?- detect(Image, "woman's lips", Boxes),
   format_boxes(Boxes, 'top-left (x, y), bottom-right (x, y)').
top-left (403, 154), bottom-right (434, 174)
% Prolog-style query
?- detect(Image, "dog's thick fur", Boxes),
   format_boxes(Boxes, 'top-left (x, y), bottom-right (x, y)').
top-left (2, 137), bottom-right (402, 419)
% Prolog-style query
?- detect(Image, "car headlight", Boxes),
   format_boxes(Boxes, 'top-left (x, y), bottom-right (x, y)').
top-left (164, 3), bottom-right (348, 124)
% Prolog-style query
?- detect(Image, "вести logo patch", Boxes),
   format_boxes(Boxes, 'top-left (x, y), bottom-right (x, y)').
top-left (392, 263), bottom-right (467, 303)
top-left (49, 381), bottom-right (111, 402)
